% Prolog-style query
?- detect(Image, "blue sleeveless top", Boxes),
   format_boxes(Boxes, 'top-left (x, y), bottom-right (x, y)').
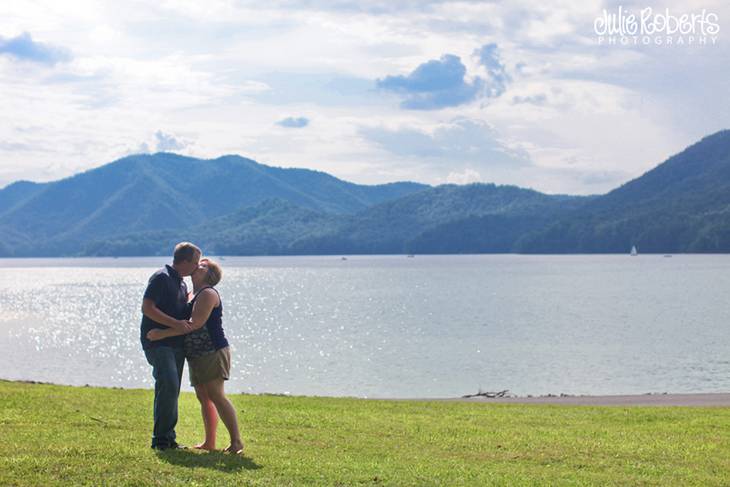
top-left (183, 287), bottom-right (228, 359)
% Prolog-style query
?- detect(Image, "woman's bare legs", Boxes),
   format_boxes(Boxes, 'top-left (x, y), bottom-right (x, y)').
top-left (194, 383), bottom-right (218, 450)
top-left (203, 379), bottom-right (243, 453)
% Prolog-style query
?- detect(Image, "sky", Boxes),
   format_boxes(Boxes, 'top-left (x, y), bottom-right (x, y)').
top-left (0, 0), bottom-right (727, 194)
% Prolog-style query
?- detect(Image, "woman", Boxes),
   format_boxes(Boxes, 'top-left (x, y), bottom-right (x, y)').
top-left (147, 258), bottom-right (243, 454)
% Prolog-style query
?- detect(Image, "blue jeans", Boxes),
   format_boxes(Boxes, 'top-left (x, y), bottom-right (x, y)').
top-left (144, 346), bottom-right (185, 448)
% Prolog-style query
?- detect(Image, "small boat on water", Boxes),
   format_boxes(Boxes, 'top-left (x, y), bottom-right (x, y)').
top-left (630, 245), bottom-right (638, 256)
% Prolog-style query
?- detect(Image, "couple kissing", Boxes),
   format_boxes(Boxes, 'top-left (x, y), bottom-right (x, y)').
top-left (140, 242), bottom-right (243, 454)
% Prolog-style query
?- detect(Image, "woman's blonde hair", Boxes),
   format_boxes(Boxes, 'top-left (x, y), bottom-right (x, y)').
top-left (203, 259), bottom-right (223, 286)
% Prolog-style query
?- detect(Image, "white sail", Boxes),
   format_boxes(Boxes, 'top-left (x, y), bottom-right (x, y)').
top-left (630, 245), bottom-right (638, 256)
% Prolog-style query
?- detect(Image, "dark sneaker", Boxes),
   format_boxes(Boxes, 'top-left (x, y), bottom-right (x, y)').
top-left (153, 442), bottom-right (187, 451)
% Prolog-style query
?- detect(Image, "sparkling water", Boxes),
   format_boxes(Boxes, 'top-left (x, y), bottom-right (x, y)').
top-left (1, 254), bottom-right (729, 398)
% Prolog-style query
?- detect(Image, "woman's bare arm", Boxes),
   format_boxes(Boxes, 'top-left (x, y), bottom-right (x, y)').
top-left (146, 289), bottom-right (217, 341)
top-left (142, 299), bottom-right (191, 331)
top-left (188, 289), bottom-right (218, 329)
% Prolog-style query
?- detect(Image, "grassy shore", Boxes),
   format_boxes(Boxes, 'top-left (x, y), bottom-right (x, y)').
top-left (2, 381), bottom-right (730, 486)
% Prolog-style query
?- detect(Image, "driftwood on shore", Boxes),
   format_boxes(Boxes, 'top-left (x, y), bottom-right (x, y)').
top-left (462, 389), bottom-right (512, 399)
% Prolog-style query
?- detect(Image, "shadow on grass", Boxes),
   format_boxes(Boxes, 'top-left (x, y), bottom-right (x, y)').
top-left (156, 449), bottom-right (262, 472)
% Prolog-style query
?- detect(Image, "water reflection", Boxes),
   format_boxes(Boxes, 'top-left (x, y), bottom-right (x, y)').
top-left (1, 255), bottom-right (730, 398)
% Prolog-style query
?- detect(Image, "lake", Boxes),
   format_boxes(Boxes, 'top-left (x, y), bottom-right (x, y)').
top-left (1, 254), bottom-right (729, 398)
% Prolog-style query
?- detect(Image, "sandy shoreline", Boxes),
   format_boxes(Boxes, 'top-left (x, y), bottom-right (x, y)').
top-left (431, 393), bottom-right (730, 407)
top-left (5, 380), bottom-right (730, 406)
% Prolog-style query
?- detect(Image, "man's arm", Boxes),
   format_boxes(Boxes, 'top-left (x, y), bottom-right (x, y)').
top-left (146, 291), bottom-right (216, 341)
top-left (141, 298), bottom-right (190, 331)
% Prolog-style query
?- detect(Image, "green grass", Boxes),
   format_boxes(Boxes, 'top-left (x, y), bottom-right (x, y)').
top-left (2, 380), bottom-right (730, 486)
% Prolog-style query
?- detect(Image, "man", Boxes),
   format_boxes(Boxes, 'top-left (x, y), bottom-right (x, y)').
top-left (141, 242), bottom-right (201, 450)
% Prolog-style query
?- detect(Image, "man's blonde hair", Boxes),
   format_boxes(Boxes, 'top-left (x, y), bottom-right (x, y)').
top-left (204, 259), bottom-right (223, 286)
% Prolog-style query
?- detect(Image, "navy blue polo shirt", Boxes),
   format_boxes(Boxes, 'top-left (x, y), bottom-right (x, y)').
top-left (140, 265), bottom-right (189, 350)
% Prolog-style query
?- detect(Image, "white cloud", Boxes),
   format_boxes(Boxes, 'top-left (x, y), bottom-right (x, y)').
top-left (446, 168), bottom-right (481, 184)
top-left (0, 0), bottom-right (727, 195)
top-left (154, 131), bottom-right (188, 151)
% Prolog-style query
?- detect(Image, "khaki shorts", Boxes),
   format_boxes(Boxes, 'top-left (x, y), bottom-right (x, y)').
top-left (188, 346), bottom-right (231, 387)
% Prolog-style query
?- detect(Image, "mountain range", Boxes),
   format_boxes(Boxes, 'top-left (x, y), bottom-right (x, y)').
top-left (2, 129), bottom-right (730, 256)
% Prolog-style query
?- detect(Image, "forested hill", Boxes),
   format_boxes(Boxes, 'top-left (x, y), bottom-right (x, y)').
top-left (0, 153), bottom-right (426, 256)
top-left (2, 130), bottom-right (730, 256)
top-left (516, 130), bottom-right (730, 253)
